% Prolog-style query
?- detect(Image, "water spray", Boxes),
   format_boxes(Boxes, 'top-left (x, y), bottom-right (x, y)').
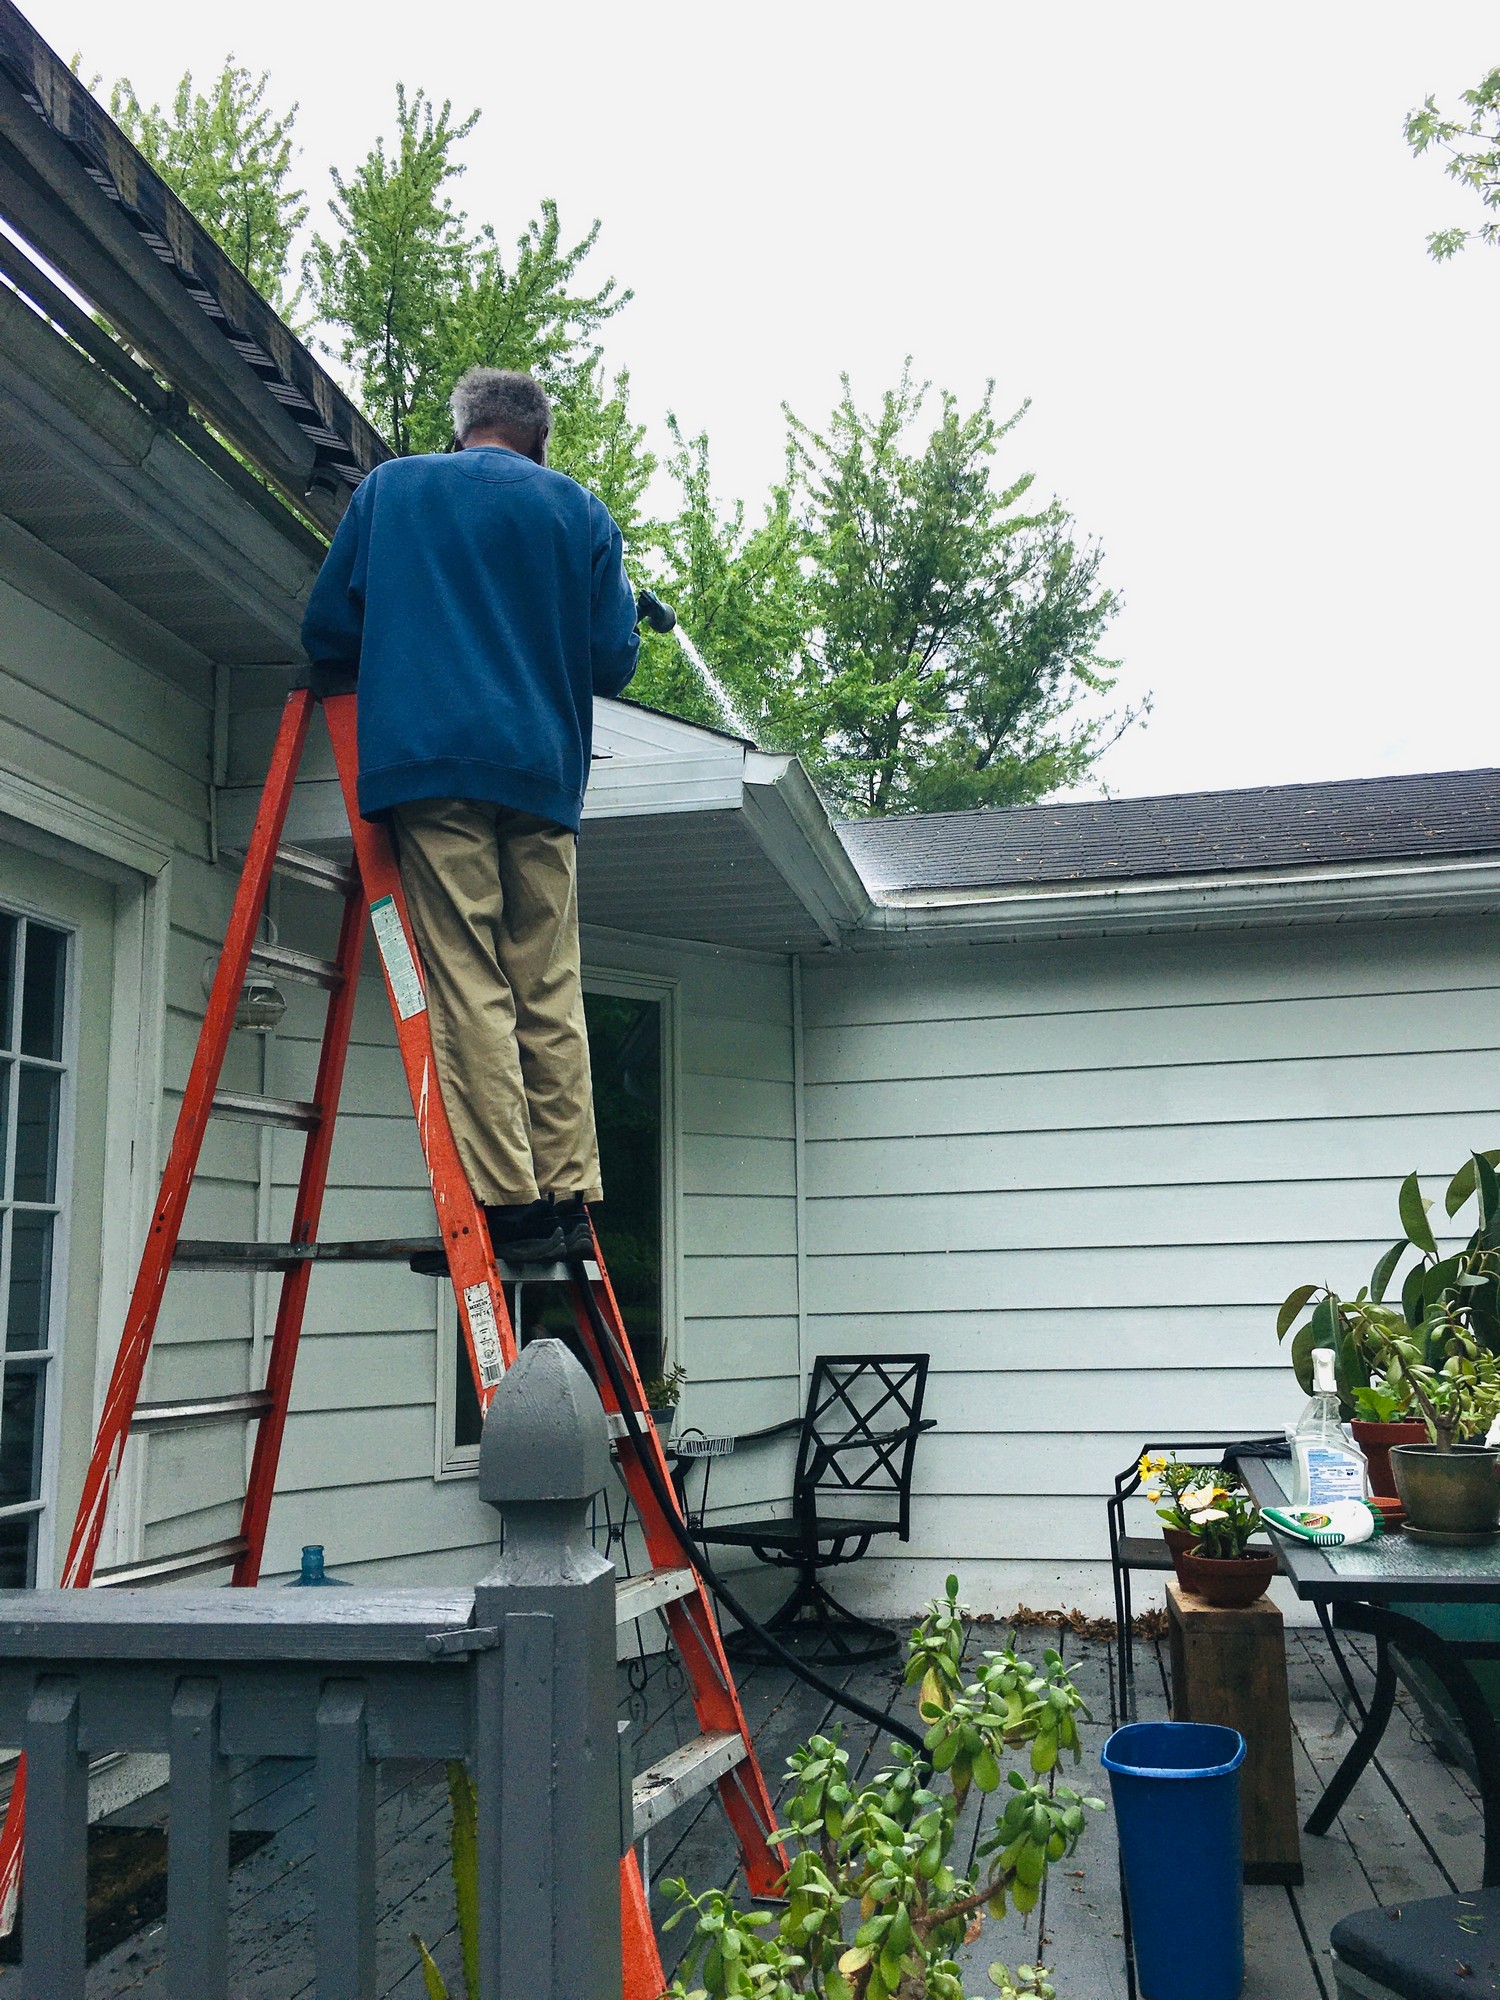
top-left (633, 586), bottom-right (754, 740)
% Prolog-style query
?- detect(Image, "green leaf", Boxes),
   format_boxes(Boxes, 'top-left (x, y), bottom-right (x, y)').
top-left (1399, 1172), bottom-right (1438, 1256)
top-left (1370, 1239), bottom-right (1407, 1303)
top-left (1289, 1319), bottom-right (1319, 1396)
top-left (445, 1761), bottom-right (479, 2000)
top-left (1277, 1284), bottom-right (1319, 1339)
top-left (410, 1934), bottom-right (450, 2000)
top-left (973, 1747), bottom-right (1001, 1792)
top-left (1445, 1150), bottom-right (1500, 1218)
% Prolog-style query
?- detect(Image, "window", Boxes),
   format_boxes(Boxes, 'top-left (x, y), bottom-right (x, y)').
top-left (443, 982), bottom-right (672, 1468)
top-left (0, 911), bottom-right (69, 1585)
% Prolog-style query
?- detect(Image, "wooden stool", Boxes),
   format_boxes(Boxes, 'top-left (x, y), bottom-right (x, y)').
top-left (1167, 1580), bottom-right (1303, 1884)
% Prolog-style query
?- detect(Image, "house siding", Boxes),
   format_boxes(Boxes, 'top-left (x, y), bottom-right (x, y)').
top-left (800, 918), bottom-right (1500, 1618)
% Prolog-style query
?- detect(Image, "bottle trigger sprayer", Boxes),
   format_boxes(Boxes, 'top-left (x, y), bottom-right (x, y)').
top-left (1291, 1346), bottom-right (1369, 1506)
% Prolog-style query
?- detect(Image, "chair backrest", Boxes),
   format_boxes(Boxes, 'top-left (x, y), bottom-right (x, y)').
top-left (794, 1354), bottom-right (930, 1540)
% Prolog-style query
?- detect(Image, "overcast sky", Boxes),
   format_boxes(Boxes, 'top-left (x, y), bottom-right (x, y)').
top-left (26, 0), bottom-right (1500, 799)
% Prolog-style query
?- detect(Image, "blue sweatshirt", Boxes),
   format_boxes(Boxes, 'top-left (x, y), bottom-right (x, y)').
top-left (300, 447), bottom-right (639, 831)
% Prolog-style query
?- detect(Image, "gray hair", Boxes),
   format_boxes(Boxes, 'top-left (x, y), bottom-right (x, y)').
top-left (449, 367), bottom-right (552, 449)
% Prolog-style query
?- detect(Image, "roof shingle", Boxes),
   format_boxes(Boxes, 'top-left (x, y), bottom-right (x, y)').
top-left (837, 768), bottom-right (1500, 894)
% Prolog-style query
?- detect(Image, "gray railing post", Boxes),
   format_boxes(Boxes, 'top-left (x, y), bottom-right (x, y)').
top-left (474, 1338), bottom-right (622, 2000)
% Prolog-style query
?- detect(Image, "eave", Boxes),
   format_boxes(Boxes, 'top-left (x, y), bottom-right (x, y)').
top-left (849, 853), bottom-right (1500, 947)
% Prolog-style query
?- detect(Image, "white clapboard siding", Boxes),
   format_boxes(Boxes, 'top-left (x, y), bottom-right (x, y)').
top-left (801, 915), bottom-right (1500, 1620)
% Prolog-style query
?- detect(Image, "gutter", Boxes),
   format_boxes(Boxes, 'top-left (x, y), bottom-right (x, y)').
top-left (845, 854), bottom-right (1500, 948)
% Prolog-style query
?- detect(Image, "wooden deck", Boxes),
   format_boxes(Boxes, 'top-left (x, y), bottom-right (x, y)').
top-left (77, 1617), bottom-right (1485, 1998)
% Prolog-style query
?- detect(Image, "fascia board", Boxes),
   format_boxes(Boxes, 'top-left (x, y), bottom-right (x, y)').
top-left (851, 855), bottom-right (1500, 947)
top-left (740, 754), bottom-right (873, 945)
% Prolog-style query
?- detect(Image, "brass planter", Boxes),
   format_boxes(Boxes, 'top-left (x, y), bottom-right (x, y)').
top-left (1390, 1443), bottom-right (1500, 1540)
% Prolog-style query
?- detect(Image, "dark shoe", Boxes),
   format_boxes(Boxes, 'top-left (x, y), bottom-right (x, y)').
top-left (484, 1200), bottom-right (566, 1265)
top-left (554, 1195), bottom-right (595, 1260)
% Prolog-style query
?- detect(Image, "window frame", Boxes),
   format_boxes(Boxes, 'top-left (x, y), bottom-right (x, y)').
top-left (433, 966), bottom-right (679, 1480)
top-left (0, 896), bottom-right (81, 1585)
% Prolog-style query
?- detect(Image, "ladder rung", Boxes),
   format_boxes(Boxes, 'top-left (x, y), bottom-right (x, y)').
top-left (632, 1730), bottom-right (746, 1838)
top-left (210, 1089), bottom-right (321, 1131)
top-left (93, 1536), bottom-right (249, 1588)
top-left (274, 844), bottom-right (354, 895)
top-left (615, 1565), bottom-right (698, 1627)
top-left (248, 941), bottom-right (343, 989)
top-left (175, 1238), bottom-right (443, 1270)
top-left (130, 1390), bottom-right (274, 1431)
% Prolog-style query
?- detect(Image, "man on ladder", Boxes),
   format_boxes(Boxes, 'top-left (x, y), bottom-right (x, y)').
top-left (300, 366), bottom-right (640, 1266)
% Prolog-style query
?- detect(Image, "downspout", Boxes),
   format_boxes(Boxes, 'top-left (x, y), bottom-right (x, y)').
top-left (792, 955), bottom-right (809, 1395)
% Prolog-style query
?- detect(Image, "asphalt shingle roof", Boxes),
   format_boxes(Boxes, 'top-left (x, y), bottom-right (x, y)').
top-left (836, 769), bottom-right (1500, 894)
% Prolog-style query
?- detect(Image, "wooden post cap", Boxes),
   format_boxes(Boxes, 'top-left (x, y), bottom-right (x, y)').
top-left (479, 1338), bottom-right (610, 1507)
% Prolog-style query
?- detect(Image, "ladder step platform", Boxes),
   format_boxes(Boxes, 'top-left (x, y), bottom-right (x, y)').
top-left (130, 1390), bottom-right (273, 1431)
top-left (615, 1564), bottom-right (699, 1626)
top-left (632, 1730), bottom-right (747, 1839)
top-left (93, 1536), bottom-right (250, 1589)
top-left (173, 1239), bottom-right (602, 1282)
top-left (247, 940), bottom-right (344, 988)
top-left (210, 1089), bottom-right (321, 1131)
top-left (271, 844), bottom-right (354, 895)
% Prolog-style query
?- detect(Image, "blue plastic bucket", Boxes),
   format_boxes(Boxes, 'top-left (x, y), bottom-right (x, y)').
top-left (1102, 1721), bottom-right (1246, 2000)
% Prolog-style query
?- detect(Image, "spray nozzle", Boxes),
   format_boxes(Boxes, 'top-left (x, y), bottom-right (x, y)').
top-left (635, 588), bottom-right (677, 635)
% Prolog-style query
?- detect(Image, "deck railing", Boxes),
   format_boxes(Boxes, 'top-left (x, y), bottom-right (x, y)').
top-left (0, 1339), bottom-right (626, 2000)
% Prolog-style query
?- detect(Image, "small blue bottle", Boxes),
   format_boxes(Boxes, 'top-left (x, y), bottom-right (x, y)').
top-left (285, 1544), bottom-right (349, 1586)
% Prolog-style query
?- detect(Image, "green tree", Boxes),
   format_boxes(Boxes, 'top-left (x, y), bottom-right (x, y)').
top-left (110, 60), bottom-right (307, 311)
top-left (1405, 68), bottom-right (1500, 259)
top-left (777, 370), bottom-right (1134, 817)
top-left (634, 419), bottom-right (809, 731)
top-left (306, 91), bottom-right (643, 493)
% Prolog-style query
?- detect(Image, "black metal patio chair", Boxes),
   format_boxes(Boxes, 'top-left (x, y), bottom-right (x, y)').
top-left (695, 1353), bottom-right (934, 1664)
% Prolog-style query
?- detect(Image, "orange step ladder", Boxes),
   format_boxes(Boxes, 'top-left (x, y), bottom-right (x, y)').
top-left (0, 687), bottom-right (783, 1992)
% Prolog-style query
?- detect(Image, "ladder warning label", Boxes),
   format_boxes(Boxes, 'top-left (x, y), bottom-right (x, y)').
top-left (370, 896), bottom-right (427, 1020)
top-left (463, 1284), bottom-right (505, 1388)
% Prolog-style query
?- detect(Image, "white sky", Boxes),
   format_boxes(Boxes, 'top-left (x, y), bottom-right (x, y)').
top-left (25, 0), bottom-right (1500, 799)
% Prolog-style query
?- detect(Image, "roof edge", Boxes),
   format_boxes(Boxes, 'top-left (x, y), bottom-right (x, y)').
top-left (848, 852), bottom-right (1500, 948)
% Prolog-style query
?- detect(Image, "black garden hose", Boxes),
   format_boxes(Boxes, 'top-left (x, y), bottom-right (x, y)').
top-left (568, 1262), bottom-right (926, 1758)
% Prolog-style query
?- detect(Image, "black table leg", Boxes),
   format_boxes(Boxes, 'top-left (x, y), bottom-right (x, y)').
top-left (1305, 1627), bottom-right (1397, 1836)
top-left (1316, 1597), bottom-right (1369, 1725)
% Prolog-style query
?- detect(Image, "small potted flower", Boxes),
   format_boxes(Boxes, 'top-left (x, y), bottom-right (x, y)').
top-left (1140, 1453), bottom-right (1247, 1582)
top-left (1177, 1487), bottom-right (1277, 1609)
top-left (642, 1358), bottom-right (687, 1440)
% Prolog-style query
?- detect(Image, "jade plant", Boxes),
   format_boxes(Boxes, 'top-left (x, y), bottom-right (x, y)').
top-left (1278, 1150), bottom-right (1500, 1449)
top-left (662, 1577), bottom-right (1102, 2000)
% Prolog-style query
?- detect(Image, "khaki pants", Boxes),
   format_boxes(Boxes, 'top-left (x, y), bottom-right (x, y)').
top-left (390, 799), bottom-right (601, 1206)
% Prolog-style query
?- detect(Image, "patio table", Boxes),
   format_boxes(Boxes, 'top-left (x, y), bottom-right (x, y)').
top-left (1234, 1450), bottom-right (1500, 1886)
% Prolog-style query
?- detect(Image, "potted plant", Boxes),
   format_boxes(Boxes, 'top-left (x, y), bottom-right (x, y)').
top-left (1175, 1486), bottom-right (1277, 1609)
top-left (1275, 1281), bottom-right (1425, 1498)
top-left (642, 1356), bottom-right (687, 1440)
top-left (1280, 1151), bottom-right (1500, 1540)
top-left (1139, 1452), bottom-right (1246, 1580)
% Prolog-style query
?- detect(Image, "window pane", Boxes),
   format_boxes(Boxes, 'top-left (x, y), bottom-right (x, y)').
top-left (6, 1211), bottom-right (53, 1351)
top-left (13, 1067), bottom-right (59, 1204)
top-left (0, 1062), bottom-right (8, 1196)
top-left (0, 1364), bottom-right (44, 1504)
top-left (454, 1324), bottom-right (483, 1449)
top-left (19, 922), bottom-right (66, 1060)
top-left (0, 1512), bottom-right (36, 1588)
top-left (0, 913), bottom-right (13, 1050)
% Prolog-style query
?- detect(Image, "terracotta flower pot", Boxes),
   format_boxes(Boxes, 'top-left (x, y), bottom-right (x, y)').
top-left (1391, 1443), bottom-right (1500, 1540)
top-left (1177, 1547), bottom-right (1278, 1610)
top-left (1161, 1526), bottom-right (1197, 1583)
top-left (1351, 1419), bottom-right (1428, 1499)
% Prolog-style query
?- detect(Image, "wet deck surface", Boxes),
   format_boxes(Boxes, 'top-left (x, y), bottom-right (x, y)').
top-left (75, 1618), bottom-right (1485, 1997)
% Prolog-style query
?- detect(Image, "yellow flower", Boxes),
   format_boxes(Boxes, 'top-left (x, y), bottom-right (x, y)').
top-left (1145, 1489), bottom-right (1161, 1502)
top-left (1179, 1484), bottom-right (1223, 1513)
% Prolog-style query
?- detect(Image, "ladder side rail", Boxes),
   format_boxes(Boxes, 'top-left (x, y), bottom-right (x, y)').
top-left (233, 878), bottom-right (369, 1585)
top-left (321, 694), bottom-right (517, 1405)
top-left (61, 689), bottom-right (316, 1589)
top-left (567, 1253), bottom-right (784, 1896)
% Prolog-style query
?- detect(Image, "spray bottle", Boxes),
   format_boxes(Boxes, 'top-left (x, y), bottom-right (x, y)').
top-left (1291, 1348), bottom-right (1369, 1505)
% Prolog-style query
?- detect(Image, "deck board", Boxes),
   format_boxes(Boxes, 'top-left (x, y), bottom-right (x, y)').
top-left (80, 1617), bottom-right (1488, 1998)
